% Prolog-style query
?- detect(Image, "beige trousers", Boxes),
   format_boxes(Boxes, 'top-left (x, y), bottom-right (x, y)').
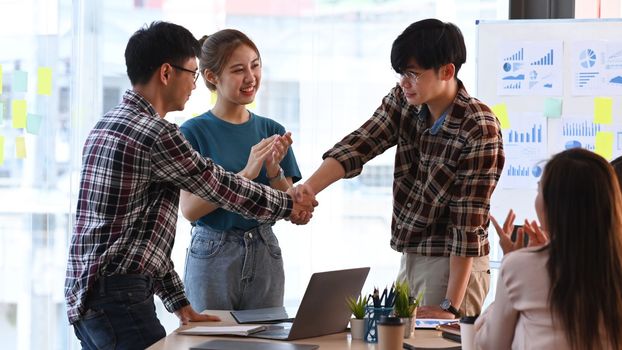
top-left (396, 253), bottom-right (490, 317)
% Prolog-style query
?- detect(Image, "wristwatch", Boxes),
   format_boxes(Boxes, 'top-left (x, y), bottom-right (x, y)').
top-left (267, 167), bottom-right (285, 182)
top-left (440, 298), bottom-right (461, 318)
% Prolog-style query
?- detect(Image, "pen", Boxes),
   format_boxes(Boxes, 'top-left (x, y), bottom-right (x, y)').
top-left (380, 287), bottom-right (388, 307)
top-left (372, 287), bottom-right (381, 307)
top-left (386, 283), bottom-right (395, 307)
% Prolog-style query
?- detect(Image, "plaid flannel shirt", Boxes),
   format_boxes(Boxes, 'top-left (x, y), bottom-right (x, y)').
top-left (323, 82), bottom-right (504, 257)
top-left (65, 90), bottom-right (292, 324)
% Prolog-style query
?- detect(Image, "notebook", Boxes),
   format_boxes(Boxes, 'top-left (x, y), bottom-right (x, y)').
top-left (232, 267), bottom-right (370, 341)
top-left (190, 339), bottom-right (318, 350)
top-left (178, 325), bottom-right (267, 336)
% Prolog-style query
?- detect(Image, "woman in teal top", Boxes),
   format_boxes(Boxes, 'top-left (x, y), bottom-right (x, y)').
top-left (180, 29), bottom-right (301, 311)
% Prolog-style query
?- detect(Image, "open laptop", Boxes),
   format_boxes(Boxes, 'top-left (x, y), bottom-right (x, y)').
top-left (230, 267), bottom-right (370, 341)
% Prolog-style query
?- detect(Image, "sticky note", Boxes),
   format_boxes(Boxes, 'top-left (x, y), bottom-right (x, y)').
top-left (594, 97), bottom-right (613, 125)
top-left (12, 70), bottom-right (28, 93)
top-left (491, 103), bottom-right (510, 129)
top-left (246, 100), bottom-right (257, 110)
top-left (210, 91), bottom-right (217, 105)
top-left (595, 131), bottom-right (614, 160)
top-left (37, 67), bottom-right (52, 96)
top-left (0, 65), bottom-right (3, 95)
top-left (15, 136), bottom-right (26, 159)
top-left (26, 114), bottom-right (43, 135)
top-left (0, 136), bottom-right (4, 166)
top-left (12, 99), bottom-right (27, 128)
top-left (543, 98), bottom-right (562, 118)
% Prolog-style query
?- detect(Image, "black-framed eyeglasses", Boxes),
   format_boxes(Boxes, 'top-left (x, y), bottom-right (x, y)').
top-left (170, 64), bottom-right (200, 83)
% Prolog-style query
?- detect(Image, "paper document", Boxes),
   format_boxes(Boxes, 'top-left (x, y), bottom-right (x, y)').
top-left (178, 325), bottom-right (266, 336)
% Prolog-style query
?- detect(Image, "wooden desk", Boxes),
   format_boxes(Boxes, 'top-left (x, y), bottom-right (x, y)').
top-left (148, 310), bottom-right (459, 349)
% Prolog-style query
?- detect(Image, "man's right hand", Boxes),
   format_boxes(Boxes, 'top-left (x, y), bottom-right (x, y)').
top-left (286, 184), bottom-right (318, 225)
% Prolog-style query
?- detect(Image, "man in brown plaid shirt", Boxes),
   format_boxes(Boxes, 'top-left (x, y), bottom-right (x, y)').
top-left (65, 22), bottom-right (316, 349)
top-left (304, 19), bottom-right (504, 319)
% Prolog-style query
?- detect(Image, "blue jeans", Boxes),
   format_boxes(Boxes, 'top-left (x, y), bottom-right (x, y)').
top-left (72, 274), bottom-right (166, 350)
top-left (183, 224), bottom-right (285, 311)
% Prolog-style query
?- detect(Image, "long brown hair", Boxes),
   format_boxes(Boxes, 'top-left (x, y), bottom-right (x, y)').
top-left (541, 148), bottom-right (622, 349)
top-left (198, 29), bottom-right (260, 91)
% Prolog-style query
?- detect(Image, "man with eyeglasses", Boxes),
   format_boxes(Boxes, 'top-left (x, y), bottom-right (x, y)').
top-left (303, 18), bottom-right (504, 320)
top-left (64, 21), bottom-right (317, 349)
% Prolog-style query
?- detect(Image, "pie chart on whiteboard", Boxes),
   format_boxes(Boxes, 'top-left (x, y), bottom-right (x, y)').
top-left (580, 49), bottom-right (596, 69)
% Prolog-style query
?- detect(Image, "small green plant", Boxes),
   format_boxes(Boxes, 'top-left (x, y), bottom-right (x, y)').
top-left (393, 280), bottom-right (423, 318)
top-left (346, 294), bottom-right (369, 319)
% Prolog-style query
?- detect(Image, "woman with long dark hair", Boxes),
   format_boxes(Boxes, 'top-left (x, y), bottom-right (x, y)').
top-left (475, 148), bottom-right (622, 350)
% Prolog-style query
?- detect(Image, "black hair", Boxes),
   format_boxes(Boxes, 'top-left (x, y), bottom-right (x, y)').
top-left (390, 18), bottom-right (466, 77)
top-left (124, 21), bottom-right (200, 85)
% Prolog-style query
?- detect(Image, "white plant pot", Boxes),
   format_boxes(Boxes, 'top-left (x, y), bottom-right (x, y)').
top-left (400, 317), bottom-right (415, 338)
top-left (350, 318), bottom-right (366, 340)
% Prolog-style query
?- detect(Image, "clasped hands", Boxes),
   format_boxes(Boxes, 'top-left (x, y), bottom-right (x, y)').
top-left (490, 209), bottom-right (549, 255)
top-left (286, 184), bottom-right (318, 225)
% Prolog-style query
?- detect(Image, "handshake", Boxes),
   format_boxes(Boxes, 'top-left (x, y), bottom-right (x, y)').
top-left (285, 184), bottom-right (318, 225)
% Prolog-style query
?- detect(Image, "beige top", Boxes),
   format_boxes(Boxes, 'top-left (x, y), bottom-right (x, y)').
top-left (473, 246), bottom-right (571, 350)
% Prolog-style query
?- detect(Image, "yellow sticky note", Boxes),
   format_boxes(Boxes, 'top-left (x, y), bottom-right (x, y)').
top-left (594, 97), bottom-right (613, 125)
top-left (15, 136), bottom-right (26, 159)
top-left (595, 131), bottom-right (614, 160)
top-left (246, 99), bottom-right (257, 111)
top-left (37, 67), bottom-right (52, 96)
top-left (210, 91), bottom-right (217, 106)
top-left (12, 99), bottom-right (27, 128)
top-left (491, 103), bottom-right (510, 129)
top-left (0, 136), bottom-right (4, 166)
top-left (0, 65), bottom-right (3, 95)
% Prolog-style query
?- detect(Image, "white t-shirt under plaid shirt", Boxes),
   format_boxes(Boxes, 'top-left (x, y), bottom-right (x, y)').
top-left (64, 90), bottom-right (293, 324)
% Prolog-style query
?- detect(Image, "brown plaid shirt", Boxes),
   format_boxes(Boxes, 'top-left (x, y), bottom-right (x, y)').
top-left (324, 82), bottom-right (504, 257)
top-left (65, 90), bottom-right (292, 324)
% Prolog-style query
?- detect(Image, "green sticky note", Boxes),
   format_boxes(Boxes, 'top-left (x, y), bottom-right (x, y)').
top-left (0, 65), bottom-right (3, 95)
top-left (543, 98), bottom-right (562, 118)
top-left (26, 114), bottom-right (43, 135)
top-left (594, 97), bottom-right (613, 125)
top-left (12, 99), bottom-right (27, 128)
top-left (595, 131), bottom-right (614, 160)
top-left (491, 103), bottom-right (510, 129)
top-left (37, 67), bottom-right (52, 96)
top-left (12, 70), bottom-right (28, 93)
top-left (15, 136), bottom-right (26, 159)
top-left (0, 135), bottom-right (4, 166)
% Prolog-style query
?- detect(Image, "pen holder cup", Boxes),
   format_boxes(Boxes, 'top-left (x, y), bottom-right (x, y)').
top-left (364, 306), bottom-right (393, 343)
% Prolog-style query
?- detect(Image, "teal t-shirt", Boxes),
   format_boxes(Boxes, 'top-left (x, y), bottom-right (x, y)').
top-left (180, 110), bottom-right (302, 231)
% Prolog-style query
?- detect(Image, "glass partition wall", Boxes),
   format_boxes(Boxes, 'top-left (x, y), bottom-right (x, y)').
top-left (0, 1), bottom-right (509, 348)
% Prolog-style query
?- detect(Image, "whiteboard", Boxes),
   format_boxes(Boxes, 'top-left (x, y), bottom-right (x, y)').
top-left (476, 19), bottom-right (622, 230)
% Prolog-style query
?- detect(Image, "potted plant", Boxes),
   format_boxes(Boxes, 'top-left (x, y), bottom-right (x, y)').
top-left (346, 294), bottom-right (369, 340)
top-left (393, 281), bottom-right (423, 338)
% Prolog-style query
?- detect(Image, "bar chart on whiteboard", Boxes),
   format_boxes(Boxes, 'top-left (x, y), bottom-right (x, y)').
top-left (500, 113), bottom-right (548, 189)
